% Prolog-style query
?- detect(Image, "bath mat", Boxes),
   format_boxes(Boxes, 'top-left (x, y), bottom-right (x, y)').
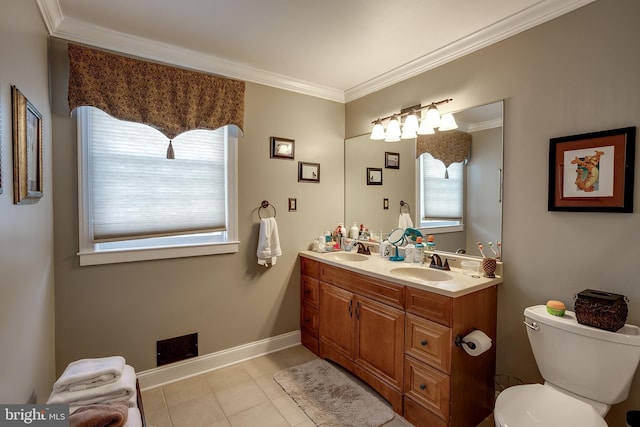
top-left (273, 359), bottom-right (395, 427)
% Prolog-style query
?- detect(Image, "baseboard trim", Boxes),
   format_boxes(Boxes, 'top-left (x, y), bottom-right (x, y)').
top-left (137, 330), bottom-right (301, 390)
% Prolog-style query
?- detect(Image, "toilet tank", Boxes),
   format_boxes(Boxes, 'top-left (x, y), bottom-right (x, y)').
top-left (525, 305), bottom-right (640, 404)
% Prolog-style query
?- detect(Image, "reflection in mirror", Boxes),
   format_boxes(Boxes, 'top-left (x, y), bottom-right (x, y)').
top-left (345, 101), bottom-right (503, 257)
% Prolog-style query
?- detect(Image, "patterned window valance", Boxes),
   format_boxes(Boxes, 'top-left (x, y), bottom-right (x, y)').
top-left (68, 43), bottom-right (245, 139)
top-left (416, 130), bottom-right (472, 167)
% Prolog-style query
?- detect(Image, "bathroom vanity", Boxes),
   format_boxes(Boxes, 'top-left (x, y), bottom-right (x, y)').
top-left (299, 251), bottom-right (502, 427)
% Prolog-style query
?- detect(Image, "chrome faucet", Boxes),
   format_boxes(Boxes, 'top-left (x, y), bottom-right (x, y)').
top-left (354, 242), bottom-right (371, 255)
top-left (428, 253), bottom-right (450, 271)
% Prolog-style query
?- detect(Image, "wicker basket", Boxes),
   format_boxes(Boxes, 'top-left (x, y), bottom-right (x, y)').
top-left (574, 289), bottom-right (628, 332)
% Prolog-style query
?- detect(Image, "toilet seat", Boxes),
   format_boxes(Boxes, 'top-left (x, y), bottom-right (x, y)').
top-left (494, 383), bottom-right (607, 427)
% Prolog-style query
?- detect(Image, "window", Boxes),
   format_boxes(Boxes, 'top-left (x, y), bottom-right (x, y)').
top-left (77, 107), bottom-right (238, 266)
top-left (418, 152), bottom-right (464, 231)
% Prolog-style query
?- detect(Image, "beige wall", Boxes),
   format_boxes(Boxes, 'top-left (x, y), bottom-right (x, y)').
top-left (5, 1), bottom-right (640, 424)
top-left (0, 1), bottom-right (55, 404)
top-left (50, 39), bottom-right (344, 374)
top-left (346, 0), bottom-right (640, 424)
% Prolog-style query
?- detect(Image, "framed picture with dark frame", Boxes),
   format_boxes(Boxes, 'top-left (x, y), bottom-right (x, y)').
top-left (385, 151), bottom-right (400, 169)
top-left (367, 167), bottom-right (383, 185)
top-left (12, 85), bottom-right (43, 205)
top-left (270, 136), bottom-right (295, 159)
top-left (548, 126), bottom-right (635, 212)
top-left (298, 161), bottom-right (320, 183)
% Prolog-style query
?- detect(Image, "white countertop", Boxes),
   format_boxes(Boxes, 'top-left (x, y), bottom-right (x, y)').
top-left (300, 250), bottom-right (502, 297)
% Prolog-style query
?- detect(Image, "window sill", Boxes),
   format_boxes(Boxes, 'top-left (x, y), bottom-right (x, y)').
top-left (417, 225), bottom-right (464, 234)
top-left (78, 241), bottom-right (240, 266)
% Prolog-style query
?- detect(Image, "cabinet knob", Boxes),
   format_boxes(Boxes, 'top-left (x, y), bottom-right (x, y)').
top-left (304, 289), bottom-right (311, 295)
top-left (419, 384), bottom-right (426, 391)
top-left (420, 339), bottom-right (428, 346)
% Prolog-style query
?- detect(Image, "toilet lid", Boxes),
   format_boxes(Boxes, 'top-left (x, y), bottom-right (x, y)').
top-left (494, 384), bottom-right (607, 427)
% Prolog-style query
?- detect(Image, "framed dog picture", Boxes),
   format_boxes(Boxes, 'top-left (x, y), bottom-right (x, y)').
top-left (548, 127), bottom-right (635, 212)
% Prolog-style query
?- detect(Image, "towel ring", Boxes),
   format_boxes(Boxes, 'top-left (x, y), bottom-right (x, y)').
top-left (258, 200), bottom-right (277, 219)
top-left (400, 201), bottom-right (411, 214)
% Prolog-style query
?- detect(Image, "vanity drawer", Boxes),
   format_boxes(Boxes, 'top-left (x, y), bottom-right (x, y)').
top-left (319, 264), bottom-right (351, 289)
top-left (404, 356), bottom-right (450, 422)
top-left (301, 304), bottom-right (319, 335)
top-left (350, 271), bottom-right (404, 309)
top-left (405, 286), bottom-right (452, 326)
top-left (405, 314), bottom-right (451, 374)
top-left (301, 276), bottom-right (319, 307)
top-left (319, 264), bottom-right (404, 309)
top-left (301, 257), bottom-right (319, 279)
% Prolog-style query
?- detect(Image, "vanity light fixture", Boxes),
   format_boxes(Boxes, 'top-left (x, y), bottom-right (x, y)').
top-left (370, 98), bottom-right (458, 141)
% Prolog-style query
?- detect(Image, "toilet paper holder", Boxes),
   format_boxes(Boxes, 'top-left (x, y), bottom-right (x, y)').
top-left (454, 333), bottom-right (477, 350)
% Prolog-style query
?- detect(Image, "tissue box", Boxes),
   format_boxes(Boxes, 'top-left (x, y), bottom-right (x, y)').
top-left (574, 289), bottom-right (628, 332)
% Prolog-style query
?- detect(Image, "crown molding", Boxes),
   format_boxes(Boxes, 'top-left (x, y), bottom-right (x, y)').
top-left (37, 0), bottom-right (594, 104)
top-left (35, 0), bottom-right (63, 34)
top-left (344, 0), bottom-right (596, 102)
top-left (461, 118), bottom-right (504, 133)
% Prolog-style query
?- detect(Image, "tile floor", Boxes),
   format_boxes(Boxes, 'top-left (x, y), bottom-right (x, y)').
top-left (140, 345), bottom-right (494, 427)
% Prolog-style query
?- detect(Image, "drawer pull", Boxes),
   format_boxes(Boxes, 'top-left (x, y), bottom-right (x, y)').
top-left (304, 289), bottom-right (311, 295)
top-left (304, 317), bottom-right (312, 323)
top-left (420, 339), bottom-right (428, 346)
top-left (419, 383), bottom-right (426, 391)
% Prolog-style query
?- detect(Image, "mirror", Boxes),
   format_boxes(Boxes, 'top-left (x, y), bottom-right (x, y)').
top-left (345, 101), bottom-right (503, 257)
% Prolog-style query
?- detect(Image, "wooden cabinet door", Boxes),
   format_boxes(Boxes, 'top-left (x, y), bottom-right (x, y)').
top-left (319, 283), bottom-right (354, 360)
top-left (354, 295), bottom-right (405, 390)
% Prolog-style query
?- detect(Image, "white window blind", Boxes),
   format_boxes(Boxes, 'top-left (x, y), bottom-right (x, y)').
top-left (420, 152), bottom-right (463, 221)
top-left (87, 107), bottom-right (226, 242)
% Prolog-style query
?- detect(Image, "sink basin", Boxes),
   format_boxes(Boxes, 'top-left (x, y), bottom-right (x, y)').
top-left (389, 267), bottom-right (454, 282)
top-left (324, 252), bottom-right (370, 262)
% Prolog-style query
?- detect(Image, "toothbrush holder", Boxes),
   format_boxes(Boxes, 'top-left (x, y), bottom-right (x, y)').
top-left (482, 257), bottom-right (497, 278)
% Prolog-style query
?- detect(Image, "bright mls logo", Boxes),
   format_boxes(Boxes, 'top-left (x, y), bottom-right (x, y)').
top-left (0, 405), bottom-right (68, 426)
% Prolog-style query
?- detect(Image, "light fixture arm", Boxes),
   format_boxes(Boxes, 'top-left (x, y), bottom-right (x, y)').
top-left (370, 98), bottom-right (453, 124)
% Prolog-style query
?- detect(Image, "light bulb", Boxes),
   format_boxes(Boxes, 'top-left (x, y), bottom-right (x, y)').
top-left (370, 120), bottom-right (386, 140)
top-left (425, 105), bottom-right (441, 129)
top-left (438, 113), bottom-right (458, 131)
top-left (403, 113), bottom-right (419, 134)
top-left (417, 118), bottom-right (435, 135)
top-left (386, 115), bottom-right (401, 140)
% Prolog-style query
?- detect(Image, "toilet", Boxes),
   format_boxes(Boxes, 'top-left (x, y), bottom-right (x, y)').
top-left (494, 305), bottom-right (640, 427)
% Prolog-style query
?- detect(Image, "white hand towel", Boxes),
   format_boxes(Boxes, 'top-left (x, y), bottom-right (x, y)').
top-left (49, 364), bottom-right (136, 409)
top-left (53, 356), bottom-right (126, 393)
top-left (257, 217), bottom-right (282, 266)
top-left (398, 213), bottom-right (414, 229)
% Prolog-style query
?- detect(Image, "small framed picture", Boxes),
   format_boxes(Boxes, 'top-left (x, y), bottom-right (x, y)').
top-left (270, 136), bottom-right (295, 159)
top-left (367, 167), bottom-right (383, 185)
top-left (385, 152), bottom-right (400, 169)
top-left (12, 85), bottom-right (43, 204)
top-left (298, 161), bottom-right (320, 183)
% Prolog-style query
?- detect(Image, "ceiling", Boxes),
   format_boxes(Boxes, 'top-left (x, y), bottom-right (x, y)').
top-left (36, 0), bottom-right (595, 103)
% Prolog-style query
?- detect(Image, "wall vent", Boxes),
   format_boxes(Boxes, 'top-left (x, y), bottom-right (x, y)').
top-left (156, 332), bottom-right (198, 366)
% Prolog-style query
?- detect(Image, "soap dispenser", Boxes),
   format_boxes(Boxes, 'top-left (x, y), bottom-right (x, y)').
top-left (350, 222), bottom-right (359, 239)
top-left (404, 241), bottom-right (415, 263)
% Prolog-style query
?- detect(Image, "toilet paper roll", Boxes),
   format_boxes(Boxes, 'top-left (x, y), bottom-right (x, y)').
top-left (462, 330), bottom-right (492, 356)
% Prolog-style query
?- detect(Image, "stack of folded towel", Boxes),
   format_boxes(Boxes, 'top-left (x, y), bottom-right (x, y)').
top-left (47, 356), bottom-right (142, 427)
